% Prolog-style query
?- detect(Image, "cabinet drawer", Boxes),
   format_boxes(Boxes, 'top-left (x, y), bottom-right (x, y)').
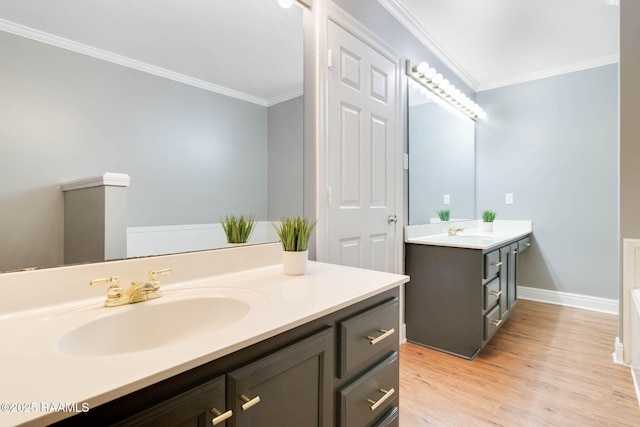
top-left (339, 298), bottom-right (398, 378)
top-left (484, 250), bottom-right (501, 279)
top-left (339, 352), bottom-right (399, 427)
top-left (518, 236), bottom-right (532, 253)
top-left (373, 406), bottom-right (399, 427)
top-left (484, 304), bottom-right (502, 340)
top-left (484, 278), bottom-right (500, 310)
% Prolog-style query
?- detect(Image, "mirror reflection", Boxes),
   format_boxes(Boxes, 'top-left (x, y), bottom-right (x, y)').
top-left (0, 0), bottom-right (304, 273)
top-left (408, 82), bottom-right (475, 225)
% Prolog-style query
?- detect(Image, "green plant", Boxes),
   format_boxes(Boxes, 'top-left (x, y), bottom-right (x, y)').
top-left (273, 216), bottom-right (316, 252)
top-left (437, 209), bottom-right (450, 221)
top-left (482, 210), bottom-right (497, 222)
top-left (221, 214), bottom-right (256, 244)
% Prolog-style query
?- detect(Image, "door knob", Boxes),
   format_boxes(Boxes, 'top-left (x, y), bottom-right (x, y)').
top-left (387, 215), bottom-right (398, 224)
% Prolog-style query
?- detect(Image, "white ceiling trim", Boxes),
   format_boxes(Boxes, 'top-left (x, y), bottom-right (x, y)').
top-left (0, 18), bottom-right (269, 107)
top-left (377, 0), bottom-right (479, 91)
top-left (267, 89), bottom-right (304, 107)
top-left (477, 54), bottom-right (620, 92)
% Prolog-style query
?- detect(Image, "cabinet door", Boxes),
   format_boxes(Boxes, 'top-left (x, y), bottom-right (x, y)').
top-left (114, 376), bottom-right (227, 427)
top-left (228, 328), bottom-right (333, 427)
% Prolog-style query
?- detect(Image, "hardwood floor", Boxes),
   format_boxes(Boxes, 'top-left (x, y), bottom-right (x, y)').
top-left (399, 300), bottom-right (640, 426)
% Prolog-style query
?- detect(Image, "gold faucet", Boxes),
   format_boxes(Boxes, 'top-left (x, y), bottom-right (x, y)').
top-left (447, 226), bottom-right (464, 236)
top-left (90, 269), bottom-right (172, 307)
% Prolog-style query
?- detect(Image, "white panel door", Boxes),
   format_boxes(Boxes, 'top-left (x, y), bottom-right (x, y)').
top-left (326, 20), bottom-right (397, 272)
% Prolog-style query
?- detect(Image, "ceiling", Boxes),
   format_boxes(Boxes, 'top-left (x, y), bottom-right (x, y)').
top-left (0, 1), bottom-right (619, 98)
top-left (380, 0), bottom-right (620, 91)
top-left (0, 0), bottom-right (303, 105)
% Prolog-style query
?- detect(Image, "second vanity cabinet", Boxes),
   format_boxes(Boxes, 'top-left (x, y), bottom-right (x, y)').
top-left (405, 235), bottom-right (531, 359)
top-left (53, 289), bottom-right (400, 427)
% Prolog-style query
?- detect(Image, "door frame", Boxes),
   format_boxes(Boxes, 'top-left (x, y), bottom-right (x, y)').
top-left (314, 0), bottom-right (404, 274)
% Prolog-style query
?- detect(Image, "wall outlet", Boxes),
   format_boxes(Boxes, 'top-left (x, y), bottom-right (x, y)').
top-left (403, 153), bottom-right (409, 170)
top-left (444, 194), bottom-right (450, 204)
top-left (506, 193), bottom-right (514, 204)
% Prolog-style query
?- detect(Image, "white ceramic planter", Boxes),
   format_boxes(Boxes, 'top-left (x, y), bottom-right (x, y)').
top-left (482, 221), bottom-right (494, 232)
top-left (282, 250), bottom-right (308, 275)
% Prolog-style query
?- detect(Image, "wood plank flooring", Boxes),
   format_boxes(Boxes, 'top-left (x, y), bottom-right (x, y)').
top-left (399, 300), bottom-right (640, 426)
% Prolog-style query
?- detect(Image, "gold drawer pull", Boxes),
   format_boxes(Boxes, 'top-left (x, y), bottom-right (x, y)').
top-left (490, 261), bottom-right (503, 267)
top-left (211, 408), bottom-right (233, 425)
top-left (367, 388), bottom-right (395, 411)
top-left (491, 319), bottom-right (503, 327)
top-left (525, 243), bottom-right (532, 247)
top-left (508, 250), bottom-right (518, 255)
top-left (490, 290), bottom-right (502, 298)
top-left (240, 394), bottom-right (261, 411)
top-left (367, 328), bottom-right (395, 345)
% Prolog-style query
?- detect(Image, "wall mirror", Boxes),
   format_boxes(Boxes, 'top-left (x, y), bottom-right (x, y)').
top-left (0, 0), bottom-right (304, 272)
top-left (408, 82), bottom-right (475, 225)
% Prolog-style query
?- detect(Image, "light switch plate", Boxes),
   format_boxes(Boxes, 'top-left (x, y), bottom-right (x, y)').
top-left (506, 193), bottom-right (514, 204)
top-left (444, 194), bottom-right (450, 204)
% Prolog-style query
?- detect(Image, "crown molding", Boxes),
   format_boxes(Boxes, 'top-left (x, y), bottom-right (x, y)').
top-left (477, 54), bottom-right (620, 92)
top-left (0, 19), bottom-right (269, 106)
top-left (267, 89), bottom-right (304, 106)
top-left (377, 0), bottom-right (479, 91)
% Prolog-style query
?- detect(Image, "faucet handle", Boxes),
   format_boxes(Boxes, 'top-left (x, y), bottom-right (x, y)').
top-left (90, 276), bottom-right (124, 302)
top-left (149, 268), bottom-right (172, 280)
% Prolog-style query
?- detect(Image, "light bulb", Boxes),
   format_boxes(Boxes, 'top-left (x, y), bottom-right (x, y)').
top-left (424, 67), bottom-right (437, 79)
top-left (432, 73), bottom-right (443, 84)
top-left (416, 61), bottom-right (429, 75)
top-left (445, 84), bottom-right (455, 95)
top-left (278, 0), bottom-right (294, 8)
top-left (439, 79), bottom-right (450, 91)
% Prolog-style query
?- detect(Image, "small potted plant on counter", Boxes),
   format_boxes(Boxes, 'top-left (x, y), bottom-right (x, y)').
top-left (273, 216), bottom-right (316, 275)
top-left (482, 210), bottom-right (497, 232)
top-left (437, 209), bottom-right (450, 222)
top-left (221, 214), bottom-right (256, 245)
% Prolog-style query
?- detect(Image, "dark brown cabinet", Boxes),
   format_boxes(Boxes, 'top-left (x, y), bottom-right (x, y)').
top-left (113, 376), bottom-right (227, 427)
top-left (228, 328), bottom-right (333, 427)
top-left (337, 298), bottom-right (399, 427)
top-left (52, 289), bottom-right (400, 427)
top-left (405, 235), bottom-right (531, 359)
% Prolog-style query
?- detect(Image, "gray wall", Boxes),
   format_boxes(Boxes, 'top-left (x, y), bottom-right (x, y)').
top-left (476, 64), bottom-right (619, 299)
top-left (268, 96), bottom-right (304, 220)
top-left (0, 31), bottom-right (270, 271)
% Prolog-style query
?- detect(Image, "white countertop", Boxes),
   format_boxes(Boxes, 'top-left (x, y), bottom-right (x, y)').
top-left (0, 260), bottom-right (408, 426)
top-left (405, 220), bottom-right (532, 250)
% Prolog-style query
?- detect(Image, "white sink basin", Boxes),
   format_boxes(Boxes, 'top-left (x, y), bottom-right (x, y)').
top-left (15, 287), bottom-right (270, 357)
top-left (58, 296), bottom-right (250, 356)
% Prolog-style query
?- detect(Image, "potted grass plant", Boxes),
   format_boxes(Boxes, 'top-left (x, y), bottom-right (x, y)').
top-left (273, 216), bottom-right (316, 275)
top-left (437, 209), bottom-right (450, 222)
top-left (221, 214), bottom-right (256, 245)
top-left (481, 210), bottom-right (497, 232)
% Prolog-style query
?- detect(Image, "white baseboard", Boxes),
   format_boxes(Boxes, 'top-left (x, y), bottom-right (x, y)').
top-left (632, 367), bottom-right (640, 406)
top-left (614, 336), bottom-right (626, 366)
top-left (518, 286), bottom-right (619, 315)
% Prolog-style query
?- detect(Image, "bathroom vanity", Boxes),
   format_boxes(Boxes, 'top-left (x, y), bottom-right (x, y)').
top-left (0, 243), bottom-right (408, 426)
top-left (404, 221), bottom-right (532, 359)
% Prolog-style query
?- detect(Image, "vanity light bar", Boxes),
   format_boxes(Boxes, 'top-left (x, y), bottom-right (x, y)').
top-left (406, 60), bottom-right (487, 121)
